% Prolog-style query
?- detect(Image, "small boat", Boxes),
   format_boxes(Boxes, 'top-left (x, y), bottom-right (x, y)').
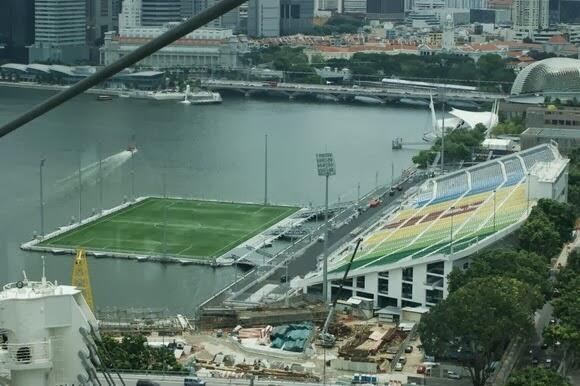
top-left (392, 137), bottom-right (403, 149)
top-left (96, 95), bottom-right (113, 101)
top-left (180, 85), bottom-right (222, 105)
top-left (149, 90), bottom-right (185, 100)
top-left (119, 92), bottom-right (130, 98)
top-left (188, 91), bottom-right (222, 104)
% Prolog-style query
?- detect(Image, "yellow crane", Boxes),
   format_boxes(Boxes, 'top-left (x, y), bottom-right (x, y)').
top-left (72, 249), bottom-right (95, 311)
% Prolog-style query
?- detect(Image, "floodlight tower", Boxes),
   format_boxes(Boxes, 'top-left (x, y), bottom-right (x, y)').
top-left (316, 152), bottom-right (336, 304)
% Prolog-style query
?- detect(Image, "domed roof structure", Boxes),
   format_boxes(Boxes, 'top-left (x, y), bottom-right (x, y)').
top-left (510, 58), bottom-right (580, 95)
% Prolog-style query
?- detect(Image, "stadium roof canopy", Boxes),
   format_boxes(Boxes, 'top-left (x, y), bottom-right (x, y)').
top-left (511, 57), bottom-right (580, 95)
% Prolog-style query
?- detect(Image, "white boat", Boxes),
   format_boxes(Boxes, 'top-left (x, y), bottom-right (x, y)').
top-left (181, 85), bottom-right (222, 105)
top-left (149, 90), bottom-right (185, 100)
top-left (189, 91), bottom-right (222, 104)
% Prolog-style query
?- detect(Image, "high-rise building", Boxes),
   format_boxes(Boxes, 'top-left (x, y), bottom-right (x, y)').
top-left (86, 0), bottom-right (123, 63)
top-left (560, 0), bottom-right (580, 24)
top-left (319, 0), bottom-right (340, 10)
top-left (141, 0), bottom-right (182, 25)
top-left (512, 0), bottom-right (550, 31)
top-left (192, 0), bottom-right (241, 30)
top-left (120, 0), bottom-right (143, 31)
top-left (344, 0), bottom-right (367, 13)
top-left (0, 0), bottom-right (34, 63)
top-left (280, 0), bottom-right (315, 35)
top-left (366, 0), bottom-right (405, 19)
top-left (247, 0), bottom-right (280, 37)
top-left (28, 0), bottom-right (89, 64)
top-left (442, 13), bottom-right (455, 50)
top-left (445, 0), bottom-right (488, 7)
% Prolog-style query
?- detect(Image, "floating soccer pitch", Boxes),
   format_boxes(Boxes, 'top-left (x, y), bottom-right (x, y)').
top-left (36, 197), bottom-right (299, 262)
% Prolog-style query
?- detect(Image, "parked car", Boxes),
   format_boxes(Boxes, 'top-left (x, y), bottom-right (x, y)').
top-left (446, 370), bottom-right (461, 380)
top-left (184, 377), bottom-right (206, 386)
top-left (395, 362), bottom-right (403, 371)
top-left (137, 380), bottom-right (160, 386)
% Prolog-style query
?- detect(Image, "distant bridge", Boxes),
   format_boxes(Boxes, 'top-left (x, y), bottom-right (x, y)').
top-left (202, 79), bottom-right (507, 103)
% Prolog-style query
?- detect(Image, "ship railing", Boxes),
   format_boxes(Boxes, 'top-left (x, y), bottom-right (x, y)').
top-left (0, 341), bottom-right (51, 367)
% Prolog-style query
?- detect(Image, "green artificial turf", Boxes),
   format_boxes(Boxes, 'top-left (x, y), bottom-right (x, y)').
top-left (40, 197), bottom-right (299, 259)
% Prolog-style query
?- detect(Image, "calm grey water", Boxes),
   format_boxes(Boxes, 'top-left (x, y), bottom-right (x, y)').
top-left (0, 87), bottom-right (429, 315)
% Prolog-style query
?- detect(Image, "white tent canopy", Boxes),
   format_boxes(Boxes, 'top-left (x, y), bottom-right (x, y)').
top-left (449, 108), bottom-right (498, 130)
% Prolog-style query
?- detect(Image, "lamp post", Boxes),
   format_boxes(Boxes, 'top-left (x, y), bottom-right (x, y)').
top-left (98, 142), bottom-right (103, 213)
top-left (450, 206), bottom-right (456, 255)
top-left (39, 159), bottom-right (46, 237)
top-left (527, 172), bottom-right (531, 213)
top-left (316, 152), bottom-right (336, 304)
top-left (77, 150), bottom-right (82, 223)
top-left (130, 136), bottom-right (136, 202)
top-left (264, 134), bottom-right (268, 205)
top-left (493, 189), bottom-right (497, 232)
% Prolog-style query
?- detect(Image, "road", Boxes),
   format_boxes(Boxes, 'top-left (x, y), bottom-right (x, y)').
top-left (236, 174), bottom-right (420, 301)
top-left (202, 80), bottom-right (506, 103)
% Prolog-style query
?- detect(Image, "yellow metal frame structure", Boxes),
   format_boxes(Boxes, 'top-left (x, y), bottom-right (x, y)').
top-left (72, 249), bottom-right (94, 311)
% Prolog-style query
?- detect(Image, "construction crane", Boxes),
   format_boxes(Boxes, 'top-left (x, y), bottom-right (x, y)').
top-left (72, 249), bottom-right (95, 311)
top-left (319, 237), bottom-right (363, 348)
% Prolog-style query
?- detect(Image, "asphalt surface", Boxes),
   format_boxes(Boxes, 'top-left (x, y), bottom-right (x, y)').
top-left (253, 176), bottom-right (418, 292)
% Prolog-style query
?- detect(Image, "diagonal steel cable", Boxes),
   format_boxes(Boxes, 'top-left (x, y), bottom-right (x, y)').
top-left (0, 0), bottom-right (248, 139)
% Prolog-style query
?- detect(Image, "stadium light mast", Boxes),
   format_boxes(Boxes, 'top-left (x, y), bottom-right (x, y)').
top-left (316, 152), bottom-right (336, 304)
top-left (39, 158), bottom-right (46, 237)
top-left (264, 134), bottom-right (268, 205)
top-left (440, 86), bottom-right (446, 173)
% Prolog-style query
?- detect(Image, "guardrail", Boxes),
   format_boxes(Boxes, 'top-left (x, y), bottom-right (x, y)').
top-left (196, 168), bottom-right (417, 313)
top-left (0, 341), bottom-right (51, 367)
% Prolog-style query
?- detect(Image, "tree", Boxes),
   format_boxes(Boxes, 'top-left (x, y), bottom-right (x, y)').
top-left (447, 249), bottom-right (551, 307)
top-left (535, 199), bottom-right (576, 242)
top-left (506, 367), bottom-right (571, 386)
top-left (518, 208), bottom-right (562, 260)
top-left (491, 117), bottom-right (525, 136)
top-left (99, 334), bottom-right (183, 372)
top-left (412, 150), bottom-right (437, 168)
top-left (419, 277), bottom-right (540, 386)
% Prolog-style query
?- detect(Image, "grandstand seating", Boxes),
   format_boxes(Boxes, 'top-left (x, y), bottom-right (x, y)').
top-left (520, 146), bottom-right (556, 171)
top-left (503, 157), bottom-right (525, 186)
top-left (469, 162), bottom-right (503, 194)
top-left (331, 145), bottom-right (558, 273)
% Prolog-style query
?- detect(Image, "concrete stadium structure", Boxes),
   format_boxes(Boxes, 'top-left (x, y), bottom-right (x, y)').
top-left (511, 57), bottom-right (580, 95)
top-left (298, 144), bottom-right (569, 308)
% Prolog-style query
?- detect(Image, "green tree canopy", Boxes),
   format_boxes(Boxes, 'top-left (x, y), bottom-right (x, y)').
top-left (518, 207), bottom-right (562, 260)
top-left (419, 277), bottom-right (540, 386)
top-left (506, 367), bottom-right (571, 386)
top-left (491, 117), bottom-right (525, 136)
top-left (99, 334), bottom-right (183, 372)
top-left (447, 248), bottom-right (551, 306)
top-left (544, 251), bottom-right (580, 354)
top-left (535, 199), bottom-right (576, 242)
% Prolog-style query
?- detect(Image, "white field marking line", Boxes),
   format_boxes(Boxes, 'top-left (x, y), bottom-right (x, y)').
top-left (208, 207), bottom-right (296, 258)
top-left (107, 218), bottom-right (248, 232)
top-left (45, 199), bottom-right (153, 245)
top-left (46, 239), bottom-right (185, 255)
